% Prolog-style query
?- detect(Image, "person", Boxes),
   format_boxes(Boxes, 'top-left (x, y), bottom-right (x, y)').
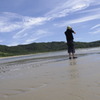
top-left (64, 26), bottom-right (77, 59)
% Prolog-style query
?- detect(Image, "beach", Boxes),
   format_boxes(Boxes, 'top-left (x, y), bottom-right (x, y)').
top-left (0, 47), bottom-right (100, 100)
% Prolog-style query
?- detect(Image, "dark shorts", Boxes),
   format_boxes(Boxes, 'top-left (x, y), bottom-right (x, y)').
top-left (67, 40), bottom-right (75, 53)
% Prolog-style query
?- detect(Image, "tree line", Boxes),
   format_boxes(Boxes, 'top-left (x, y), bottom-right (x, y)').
top-left (0, 40), bottom-right (100, 57)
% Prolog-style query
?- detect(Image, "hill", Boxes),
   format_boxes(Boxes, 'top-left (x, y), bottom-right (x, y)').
top-left (0, 40), bottom-right (100, 57)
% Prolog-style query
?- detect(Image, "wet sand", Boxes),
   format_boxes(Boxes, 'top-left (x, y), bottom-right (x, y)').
top-left (0, 48), bottom-right (100, 100)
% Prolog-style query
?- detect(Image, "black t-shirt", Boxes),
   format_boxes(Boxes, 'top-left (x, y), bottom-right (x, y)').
top-left (65, 29), bottom-right (75, 42)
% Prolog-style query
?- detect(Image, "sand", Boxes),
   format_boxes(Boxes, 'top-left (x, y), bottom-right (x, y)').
top-left (0, 48), bottom-right (100, 100)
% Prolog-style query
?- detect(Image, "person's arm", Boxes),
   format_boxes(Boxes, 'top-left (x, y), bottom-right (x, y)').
top-left (74, 31), bottom-right (76, 34)
top-left (71, 29), bottom-right (76, 34)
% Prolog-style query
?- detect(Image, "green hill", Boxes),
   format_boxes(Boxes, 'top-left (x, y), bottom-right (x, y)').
top-left (0, 40), bottom-right (100, 57)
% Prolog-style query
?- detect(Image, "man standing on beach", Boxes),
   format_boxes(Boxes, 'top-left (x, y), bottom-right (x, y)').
top-left (64, 26), bottom-right (77, 59)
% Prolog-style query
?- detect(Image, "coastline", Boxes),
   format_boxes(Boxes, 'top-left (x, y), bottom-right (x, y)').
top-left (0, 46), bottom-right (100, 59)
top-left (0, 47), bottom-right (100, 63)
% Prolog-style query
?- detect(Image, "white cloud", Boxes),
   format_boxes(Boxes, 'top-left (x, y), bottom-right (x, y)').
top-left (23, 17), bottom-right (48, 27)
top-left (68, 14), bottom-right (100, 24)
top-left (0, 24), bottom-right (21, 32)
top-left (13, 28), bottom-right (29, 39)
top-left (90, 29), bottom-right (100, 35)
top-left (46, 0), bottom-right (100, 27)
top-left (36, 30), bottom-right (48, 35)
top-left (8, 42), bottom-right (20, 46)
top-left (0, 13), bottom-right (22, 32)
top-left (90, 24), bottom-right (100, 35)
top-left (13, 31), bottom-right (28, 39)
top-left (78, 7), bottom-right (100, 14)
top-left (0, 0), bottom-right (99, 33)
top-left (0, 12), bottom-right (48, 33)
top-left (20, 29), bottom-right (49, 45)
top-left (24, 37), bottom-right (40, 44)
top-left (23, 36), bottom-right (42, 45)
top-left (90, 24), bottom-right (100, 30)
top-left (45, 0), bottom-right (96, 19)
top-left (55, 14), bottom-right (100, 27)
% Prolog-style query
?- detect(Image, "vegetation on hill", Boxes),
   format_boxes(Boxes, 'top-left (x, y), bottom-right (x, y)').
top-left (0, 40), bottom-right (100, 57)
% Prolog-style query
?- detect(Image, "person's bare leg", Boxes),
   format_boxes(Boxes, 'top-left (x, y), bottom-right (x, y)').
top-left (69, 53), bottom-right (71, 59)
top-left (72, 53), bottom-right (77, 59)
top-left (72, 53), bottom-right (75, 57)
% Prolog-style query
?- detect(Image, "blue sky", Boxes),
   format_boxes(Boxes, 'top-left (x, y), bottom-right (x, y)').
top-left (0, 0), bottom-right (100, 46)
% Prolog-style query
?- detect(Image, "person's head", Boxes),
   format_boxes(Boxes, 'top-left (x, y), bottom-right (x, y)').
top-left (67, 26), bottom-right (72, 30)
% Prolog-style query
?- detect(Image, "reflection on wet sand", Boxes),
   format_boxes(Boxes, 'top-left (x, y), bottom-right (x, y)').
top-left (69, 59), bottom-right (77, 66)
top-left (67, 59), bottom-right (86, 100)
top-left (68, 59), bottom-right (79, 79)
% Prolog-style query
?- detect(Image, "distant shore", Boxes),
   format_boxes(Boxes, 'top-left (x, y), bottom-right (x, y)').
top-left (0, 46), bottom-right (100, 59)
top-left (0, 41), bottom-right (100, 57)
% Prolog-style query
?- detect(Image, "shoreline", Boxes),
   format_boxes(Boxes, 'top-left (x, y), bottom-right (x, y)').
top-left (0, 46), bottom-right (100, 59)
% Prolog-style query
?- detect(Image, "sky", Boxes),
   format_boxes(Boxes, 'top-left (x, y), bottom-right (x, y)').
top-left (0, 0), bottom-right (100, 46)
